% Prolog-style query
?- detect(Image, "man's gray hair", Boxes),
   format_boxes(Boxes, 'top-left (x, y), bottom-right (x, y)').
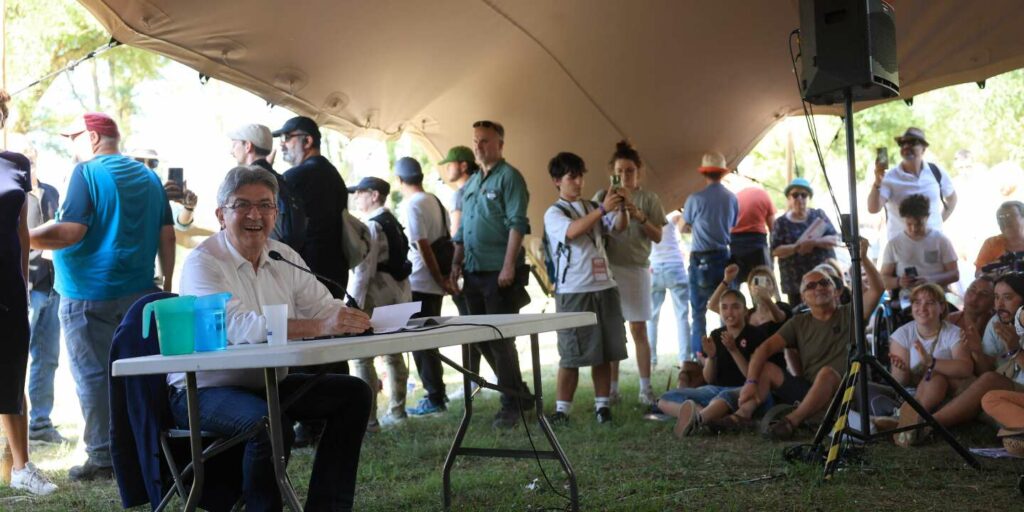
top-left (217, 165), bottom-right (279, 206)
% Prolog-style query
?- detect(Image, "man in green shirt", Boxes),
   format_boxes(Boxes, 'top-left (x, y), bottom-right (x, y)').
top-left (451, 120), bottom-right (533, 429)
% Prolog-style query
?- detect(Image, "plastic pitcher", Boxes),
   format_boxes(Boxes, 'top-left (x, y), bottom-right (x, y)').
top-left (142, 296), bottom-right (196, 356)
top-left (194, 292), bottom-right (231, 352)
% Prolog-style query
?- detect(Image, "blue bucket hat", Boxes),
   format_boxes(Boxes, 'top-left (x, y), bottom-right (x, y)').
top-left (784, 177), bottom-right (813, 197)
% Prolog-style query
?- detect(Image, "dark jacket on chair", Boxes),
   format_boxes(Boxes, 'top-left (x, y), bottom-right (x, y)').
top-left (109, 292), bottom-right (242, 511)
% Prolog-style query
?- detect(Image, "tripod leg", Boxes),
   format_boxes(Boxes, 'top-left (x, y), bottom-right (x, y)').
top-left (823, 362), bottom-right (861, 480)
top-left (811, 368), bottom-right (854, 446)
top-left (863, 357), bottom-right (980, 469)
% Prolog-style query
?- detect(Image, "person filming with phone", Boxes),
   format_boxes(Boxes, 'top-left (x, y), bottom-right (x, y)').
top-left (879, 194), bottom-right (959, 295)
top-left (867, 127), bottom-right (957, 244)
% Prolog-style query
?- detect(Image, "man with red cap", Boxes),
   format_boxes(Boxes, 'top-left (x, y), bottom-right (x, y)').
top-left (680, 152), bottom-right (739, 365)
top-left (30, 112), bottom-right (175, 481)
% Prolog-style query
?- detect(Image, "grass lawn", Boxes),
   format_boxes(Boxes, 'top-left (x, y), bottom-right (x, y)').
top-left (1, 356), bottom-right (1022, 511)
top-left (1, 287), bottom-right (1020, 510)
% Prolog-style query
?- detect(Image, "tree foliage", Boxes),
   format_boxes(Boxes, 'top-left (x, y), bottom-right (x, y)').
top-left (4, 0), bottom-right (167, 136)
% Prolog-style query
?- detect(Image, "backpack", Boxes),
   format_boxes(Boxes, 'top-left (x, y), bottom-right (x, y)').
top-left (542, 200), bottom-right (598, 292)
top-left (428, 195), bottom-right (455, 276)
top-left (370, 209), bottom-right (413, 281)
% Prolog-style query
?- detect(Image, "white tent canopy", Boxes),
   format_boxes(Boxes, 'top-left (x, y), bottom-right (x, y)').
top-left (77, 0), bottom-right (1024, 222)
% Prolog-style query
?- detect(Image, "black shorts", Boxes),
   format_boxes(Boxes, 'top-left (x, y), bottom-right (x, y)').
top-left (773, 371), bottom-right (813, 405)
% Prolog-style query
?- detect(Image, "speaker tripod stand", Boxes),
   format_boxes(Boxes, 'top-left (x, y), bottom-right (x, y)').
top-left (794, 89), bottom-right (980, 479)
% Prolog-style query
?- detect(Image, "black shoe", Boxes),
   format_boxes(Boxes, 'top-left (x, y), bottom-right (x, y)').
top-left (294, 422), bottom-right (322, 448)
top-left (68, 460), bottom-right (113, 482)
top-left (29, 427), bottom-right (69, 444)
top-left (492, 407), bottom-right (521, 429)
top-left (596, 407), bottom-right (612, 424)
top-left (548, 411), bottom-right (570, 426)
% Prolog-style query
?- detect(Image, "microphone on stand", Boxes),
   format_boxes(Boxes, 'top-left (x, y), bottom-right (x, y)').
top-left (268, 250), bottom-right (360, 309)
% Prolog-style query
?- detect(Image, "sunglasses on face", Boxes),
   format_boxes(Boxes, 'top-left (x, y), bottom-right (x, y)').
top-left (899, 140), bottom-right (923, 148)
top-left (801, 277), bottom-right (834, 292)
top-left (789, 192), bottom-right (809, 199)
top-left (280, 132), bottom-right (309, 142)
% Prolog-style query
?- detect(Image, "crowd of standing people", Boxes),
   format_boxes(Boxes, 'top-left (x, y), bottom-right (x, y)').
top-left (3, 87), bottom-right (1023, 508)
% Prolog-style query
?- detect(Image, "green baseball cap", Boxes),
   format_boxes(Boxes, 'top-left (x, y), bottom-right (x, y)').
top-left (439, 145), bottom-right (475, 165)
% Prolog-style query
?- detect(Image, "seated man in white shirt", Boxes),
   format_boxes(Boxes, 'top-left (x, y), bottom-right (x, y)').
top-left (170, 165), bottom-right (372, 511)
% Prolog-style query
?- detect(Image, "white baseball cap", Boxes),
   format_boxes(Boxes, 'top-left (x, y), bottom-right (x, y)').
top-left (227, 124), bottom-right (273, 152)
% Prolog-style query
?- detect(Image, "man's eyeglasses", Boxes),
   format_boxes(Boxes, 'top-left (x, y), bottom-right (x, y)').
top-left (801, 277), bottom-right (834, 292)
top-left (280, 132), bottom-right (309, 142)
top-left (472, 120), bottom-right (505, 138)
top-left (789, 192), bottom-right (809, 199)
top-left (898, 140), bottom-right (923, 148)
top-left (225, 201), bottom-right (278, 214)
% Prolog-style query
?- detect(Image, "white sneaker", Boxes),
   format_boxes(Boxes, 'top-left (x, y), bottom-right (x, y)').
top-left (639, 389), bottom-right (657, 406)
top-left (11, 462), bottom-right (58, 496)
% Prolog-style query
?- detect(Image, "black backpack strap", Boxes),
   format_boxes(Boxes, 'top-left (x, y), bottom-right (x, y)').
top-left (432, 194), bottom-right (450, 236)
top-left (928, 163), bottom-right (948, 210)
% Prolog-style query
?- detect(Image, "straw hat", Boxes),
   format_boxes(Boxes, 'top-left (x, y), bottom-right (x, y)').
top-left (997, 428), bottom-right (1024, 457)
top-left (698, 152), bottom-right (729, 174)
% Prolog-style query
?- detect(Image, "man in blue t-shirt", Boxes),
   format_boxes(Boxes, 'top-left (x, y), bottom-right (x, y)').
top-left (681, 152), bottom-right (738, 362)
top-left (30, 112), bottom-right (174, 481)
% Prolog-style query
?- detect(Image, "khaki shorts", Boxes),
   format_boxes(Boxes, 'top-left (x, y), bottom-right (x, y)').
top-left (555, 287), bottom-right (629, 368)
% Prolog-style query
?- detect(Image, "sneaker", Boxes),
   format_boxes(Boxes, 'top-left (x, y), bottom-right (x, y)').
top-left (596, 407), bottom-right (612, 424)
top-left (379, 411), bottom-right (408, 427)
top-left (673, 400), bottom-right (701, 438)
top-left (608, 390), bottom-right (621, 406)
top-left (548, 411), bottom-right (570, 426)
top-left (29, 427), bottom-right (68, 444)
top-left (407, 397), bottom-right (447, 416)
top-left (492, 407), bottom-right (521, 429)
top-left (366, 419), bottom-right (381, 434)
top-left (11, 462), bottom-right (57, 496)
top-left (639, 389), bottom-right (657, 406)
top-left (68, 459), bottom-right (114, 482)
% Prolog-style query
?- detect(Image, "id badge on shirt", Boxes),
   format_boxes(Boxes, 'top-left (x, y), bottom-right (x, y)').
top-left (592, 257), bottom-right (610, 282)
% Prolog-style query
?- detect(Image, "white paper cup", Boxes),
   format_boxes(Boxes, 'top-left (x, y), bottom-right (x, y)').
top-left (263, 304), bottom-right (289, 345)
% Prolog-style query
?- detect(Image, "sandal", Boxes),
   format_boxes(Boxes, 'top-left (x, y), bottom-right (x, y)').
top-left (766, 416), bottom-right (797, 441)
top-left (705, 414), bottom-right (756, 434)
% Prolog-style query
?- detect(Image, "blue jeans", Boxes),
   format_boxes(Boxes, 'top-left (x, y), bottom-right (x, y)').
top-left (647, 262), bottom-right (691, 363)
top-left (688, 250), bottom-right (729, 356)
top-left (661, 385), bottom-right (775, 413)
top-left (28, 289), bottom-right (61, 431)
top-left (660, 385), bottom-right (733, 407)
top-left (59, 289), bottom-right (154, 466)
top-left (170, 374), bottom-right (372, 512)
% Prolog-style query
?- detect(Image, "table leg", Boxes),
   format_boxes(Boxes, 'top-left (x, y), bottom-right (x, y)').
top-left (264, 368), bottom-right (303, 511)
top-left (183, 372), bottom-right (203, 512)
top-left (530, 333), bottom-right (579, 511)
top-left (442, 343), bottom-right (474, 510)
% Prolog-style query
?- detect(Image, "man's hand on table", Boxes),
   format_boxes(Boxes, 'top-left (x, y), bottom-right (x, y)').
top-left (322, 307), bottom-right (372, 335)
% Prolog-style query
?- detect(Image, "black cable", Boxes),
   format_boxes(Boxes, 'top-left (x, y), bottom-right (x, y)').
top-left (518, 407), bottom-right (573, 511)
top-left (788, 30), bottom-right (847, 227)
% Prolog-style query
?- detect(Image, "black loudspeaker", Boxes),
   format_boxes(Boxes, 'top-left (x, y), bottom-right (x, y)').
top-left (799, 0), bottom-right (899, 105)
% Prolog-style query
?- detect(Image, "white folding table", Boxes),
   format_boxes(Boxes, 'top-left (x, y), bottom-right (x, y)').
top-left (112, 312), bottom-right (595, 511)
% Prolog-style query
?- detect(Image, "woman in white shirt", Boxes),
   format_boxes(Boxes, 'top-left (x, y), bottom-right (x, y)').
top-left (886, 283), bottom-right (972, 446)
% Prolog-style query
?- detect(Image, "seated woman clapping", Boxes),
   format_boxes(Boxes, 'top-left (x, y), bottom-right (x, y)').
top-left (880, 194), bottom-right (959, 293)
top-left (883, 284), bottom-right (972, 446)
top-left (657, 290), bottom-right (786, 437)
